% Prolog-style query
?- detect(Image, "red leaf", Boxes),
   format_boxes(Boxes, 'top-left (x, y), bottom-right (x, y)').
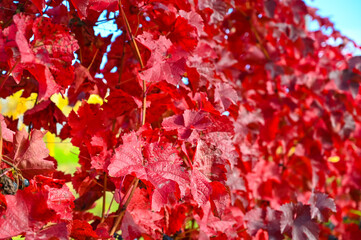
top-left (168, 16), bottom-right (198, 51)
top-left (26, 222), bottom-right (69, 240)
top-left (194, 202), bottom-right (237, 239)
top-left (70, 0), bottom-right (89, 19)
top-left (190, 138), bottom-right (232, 206)
top-left (0, 192), bottom-right (29, 238)
top-left (67, 102), bottom-right (108, 147)
top-left (13, 14), bottom-right (35, 64)
top-left (124, 188), bottom-right (164, 239)
top-left (8, 14), bottom-right (78, 100)
top-left (46, 184), bottom-right (75, 221)
top-left (30, 0), bottom-right (45, 13)
top-left (107, 132), bottom-right (144, 178)
top-left (88, 0), bottom-right (117, 12)
top-left (198, 0), bottom-right (229, 24)
top-left (246, 160), bottom-right (281, 200)
top-left (190, 169), bottom-right (212, 206)
top-left (73, 62), bottom-right (95, 93)
top-left (214, 82), bottom-right (238, 111)
top-left (121, 211), bottom-right (143, 240)
top-left (0, 194), bottom-right (6, 216)
top-left (108, 133), bottom-right (189, 210)
top-left (138, 32), bottom-right (187, 85)
top-left (70, 220), bottom-right (99, 240)
top-left (210, 181), bottom-right (230, 217)
top-left (164, 205), bottom-right (188, 235)
top-left (162, 110), bottom-right (211, 141)
top-left (29, 65), bottom-right (61, 101)
top-left (0, 115), bottom-right (15, 142)
top-left (179, 10), bottom-right (204, 35)
top-left (0, 177), bottom-right (74, 239)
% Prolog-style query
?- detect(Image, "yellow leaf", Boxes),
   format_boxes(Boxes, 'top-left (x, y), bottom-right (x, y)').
top-left (44, 132), bottom-right (56, 157)
top-left (276, 146), bottom-right (283, 155)
top-left (288, 146), bottom-right (296, 157)
top-left (87, 94), bottom-right (104, 105)
top-left (328, 156), bottom-right (340, 163)
top-left (0, 90), bottom-right (37, 119)
top-left (350, 209), bottom-right (361, 216)
top-left (51, 93), bottom-right (73, 116)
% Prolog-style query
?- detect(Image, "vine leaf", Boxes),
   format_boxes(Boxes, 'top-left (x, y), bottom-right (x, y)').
top-left (11, 129), bottom-right (55, 178)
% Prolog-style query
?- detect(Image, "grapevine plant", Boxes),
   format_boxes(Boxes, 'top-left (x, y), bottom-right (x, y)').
top-left (0, 0), bottom-right (360, 239)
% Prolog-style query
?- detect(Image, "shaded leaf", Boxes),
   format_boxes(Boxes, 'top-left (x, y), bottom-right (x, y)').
top-left (308, 192), bottom-right (336, 222)
top-left (280, 202), bottom-right (319, 240)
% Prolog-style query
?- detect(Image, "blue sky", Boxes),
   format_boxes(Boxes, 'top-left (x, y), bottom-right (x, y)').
top-left (304, 0), bottom-right (361, 45)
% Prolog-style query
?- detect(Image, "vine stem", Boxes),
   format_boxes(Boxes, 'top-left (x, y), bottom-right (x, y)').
top-left (109, 178), bottom-right (139, 236)
top-left (109, 0), bottom-right (146, 235)
top-left (117, 0), bottom-right (146, 124)
top-left (239, 8), bottom-right (271, 61)
top-left (100, 173), bottom-right (107, 222)
top-left (0, 117), bottom-right (2, 166)
top-left (1, 157), bottom-right (18, 170)
top-left (87, 48), bottom-right (99, 70)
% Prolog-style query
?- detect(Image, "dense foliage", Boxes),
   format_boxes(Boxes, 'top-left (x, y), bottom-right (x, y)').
top-left (0, 0), bottom-right (360, 239)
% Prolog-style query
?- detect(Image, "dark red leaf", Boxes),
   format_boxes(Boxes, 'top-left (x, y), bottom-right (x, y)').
top-left (244, 207), bottom-right (283, 239)
top-left (23, 100), bottom-right (67, 134)
top-left (308, 192), bottom-right (336, 222)
top-left (280, 202), bottom-right (319, 240)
